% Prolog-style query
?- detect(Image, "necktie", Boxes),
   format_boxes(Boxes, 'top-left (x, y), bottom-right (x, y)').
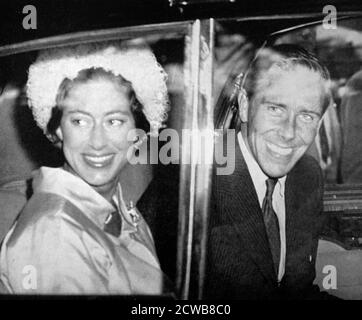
top-left (104, 210), bottom-right (122, 237)
top-left (262, 178), bottom-right (280, 277)
top-left (319, 120), bottom-right (330, 163)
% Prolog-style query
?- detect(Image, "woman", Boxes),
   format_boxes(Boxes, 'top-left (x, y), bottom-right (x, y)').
top-left (0, 42), bottom-right (170, 295)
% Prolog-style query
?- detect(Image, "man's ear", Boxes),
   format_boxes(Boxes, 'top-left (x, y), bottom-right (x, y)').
top-left (238, 88), bottom-right (249, 122)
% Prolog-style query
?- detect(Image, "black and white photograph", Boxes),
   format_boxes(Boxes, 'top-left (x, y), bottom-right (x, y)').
top-left (0, 0), bottom-right (362, 310)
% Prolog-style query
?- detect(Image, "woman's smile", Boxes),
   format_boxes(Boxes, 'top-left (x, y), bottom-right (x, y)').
top-left (83, 153), bottom-right (115, 168)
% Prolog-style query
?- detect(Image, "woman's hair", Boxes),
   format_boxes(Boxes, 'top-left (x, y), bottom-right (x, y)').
top-left (47, 67), bottom-right (150, 143)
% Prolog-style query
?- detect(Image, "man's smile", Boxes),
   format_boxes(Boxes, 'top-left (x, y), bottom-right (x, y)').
top-left (265, 142), bottom-right (294, 158)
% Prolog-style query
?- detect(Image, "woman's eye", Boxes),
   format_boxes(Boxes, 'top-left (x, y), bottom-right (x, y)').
top-left (71, 118), bottom-right (88, 127)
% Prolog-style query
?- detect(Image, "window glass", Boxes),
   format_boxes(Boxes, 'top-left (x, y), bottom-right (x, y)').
top-left (0, 30), bottom-right (188, 293)
top-left (212, 17), bottom-right (362, 251)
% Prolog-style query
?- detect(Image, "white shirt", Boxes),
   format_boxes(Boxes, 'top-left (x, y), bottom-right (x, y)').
top-left (238, 132), bottom-right (287, 282)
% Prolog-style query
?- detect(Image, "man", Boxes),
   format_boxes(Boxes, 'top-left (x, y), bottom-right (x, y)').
top-left (205, 45), bottom-right (334, 299)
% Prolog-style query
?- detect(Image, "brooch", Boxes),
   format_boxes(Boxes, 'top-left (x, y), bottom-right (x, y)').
top-left (127, 201), bottom-right (140, 227)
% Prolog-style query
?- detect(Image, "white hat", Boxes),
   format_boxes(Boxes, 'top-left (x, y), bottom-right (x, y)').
top-left (26, 42), bottom-right (169, 137)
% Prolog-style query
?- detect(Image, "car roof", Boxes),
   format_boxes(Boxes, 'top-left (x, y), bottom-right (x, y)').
top-left (1, 0), bottom-right (361, 46)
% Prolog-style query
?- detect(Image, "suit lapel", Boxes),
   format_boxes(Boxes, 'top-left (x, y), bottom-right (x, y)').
top-left (215, 133), bottom-right (277, 284)
top-left (285, 171), bottom-right (300, 254)
top-left (284, 157), bottom-right (314, 256)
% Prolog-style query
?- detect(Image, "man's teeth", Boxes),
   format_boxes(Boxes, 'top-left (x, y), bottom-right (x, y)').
top-left (267, 143), bottom-right (293, 156)
top-left (85, 155), bottom-right (113, 163)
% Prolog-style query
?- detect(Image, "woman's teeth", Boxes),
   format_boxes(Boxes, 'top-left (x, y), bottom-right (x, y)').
top-left (84, 154), bottom-right (113, 167)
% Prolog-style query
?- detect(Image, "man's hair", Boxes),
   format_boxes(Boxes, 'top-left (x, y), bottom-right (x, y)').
top-left (47, 67), bottom-right (150, 143)
top-left (243, 44), bottom-right (332, 113)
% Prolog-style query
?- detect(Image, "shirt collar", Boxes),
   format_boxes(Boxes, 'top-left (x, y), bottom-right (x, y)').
top-left (237, 132), bottom-right (286, 202)
top-left (32, 167), bottom-right (121, 230)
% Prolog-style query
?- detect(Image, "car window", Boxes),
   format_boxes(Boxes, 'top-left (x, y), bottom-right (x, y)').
top-left (0, 24), bottom-right (196, 296)
top-left (273, 18), bottom-right (362, 250)
top-left (212, 16), bottom-right (362, 253)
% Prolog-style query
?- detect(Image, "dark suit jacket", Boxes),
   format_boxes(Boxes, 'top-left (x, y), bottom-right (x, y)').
top-left (205, 133), bottom-right (327, 300)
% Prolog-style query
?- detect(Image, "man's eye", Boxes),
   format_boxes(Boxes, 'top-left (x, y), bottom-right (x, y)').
top-left (267, 105), bottom-right (283, 114)
top-left (299, 114), bottom-right (314, 123)
top-left (108, 119), bottom-right (124, 126)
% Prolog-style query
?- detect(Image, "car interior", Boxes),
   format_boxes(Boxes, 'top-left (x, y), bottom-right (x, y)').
top-left (0, 0), bottom-right (362, 299)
